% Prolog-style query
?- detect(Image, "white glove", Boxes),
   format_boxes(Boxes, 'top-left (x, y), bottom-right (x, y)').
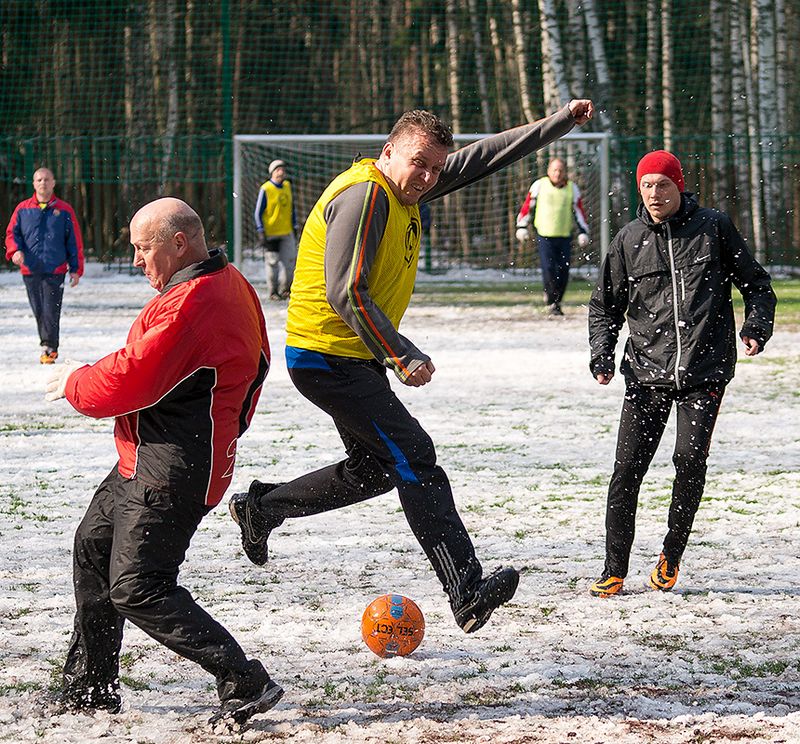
top-left (515, 227), bottom-right (529, 243)
top-left (577, 232), bottom-right (590, 248)
top-left (45, 360), bottom-right (86, 402)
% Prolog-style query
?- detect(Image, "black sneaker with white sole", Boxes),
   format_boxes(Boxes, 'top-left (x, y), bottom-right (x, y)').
top-left (229, 481), bottom-right (283, 566)
top-left (209, 679), bottom-right (284, 727)
top-left (452, 566), bottom-right (520, 634)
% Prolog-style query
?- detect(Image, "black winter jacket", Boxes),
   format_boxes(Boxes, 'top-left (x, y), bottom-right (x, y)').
top-left (588, 194), bottom-right (776, 389)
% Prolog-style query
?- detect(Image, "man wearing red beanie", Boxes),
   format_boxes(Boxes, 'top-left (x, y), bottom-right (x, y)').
top-left (587, 150), bottom-right (776, 598)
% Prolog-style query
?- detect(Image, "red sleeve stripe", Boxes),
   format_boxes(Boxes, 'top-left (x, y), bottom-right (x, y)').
top-left (347, 183), bottom-right (410, 377)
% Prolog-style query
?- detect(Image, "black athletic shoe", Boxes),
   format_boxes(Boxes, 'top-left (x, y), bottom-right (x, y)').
top-left (209, 679), bottom-right (284, 727)
top-left (229, 481), bottom-right (282, 566)
top-left (44, 687), bottom-right (122, 715)
top-left (452, 566), bottom-right (520, 634)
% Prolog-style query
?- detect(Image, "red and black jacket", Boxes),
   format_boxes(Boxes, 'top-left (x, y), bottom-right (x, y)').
top-left (65, 250), bottom-right (269, 506)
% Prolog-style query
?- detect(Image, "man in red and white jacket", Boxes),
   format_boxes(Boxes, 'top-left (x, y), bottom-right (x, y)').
top-left (45, 198), bottom-right (282, 725)
top-left (5, 167), bottom-right (84, 363)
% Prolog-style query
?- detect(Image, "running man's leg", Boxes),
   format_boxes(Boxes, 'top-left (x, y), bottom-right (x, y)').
top-left (265, 246), bottom-right (281, 298)
top-left (550, 237), bottom-right (572, 305)
top-left (604, 382), bottom-right (672, 577)
top-left (278, 234), bottom-right (297, 295)
top-left (257, 354), bottom-right (481, 594)
top-left (108, 479), bottom-right (272, 703)
top-left (40, 272), bottom-right (65, 351)
top-left (62, 467), bottom-right (126, 710)
top-left (536, 236), bottom-right (558, 305)
top-left (662, 384), bottom-right (725, 563)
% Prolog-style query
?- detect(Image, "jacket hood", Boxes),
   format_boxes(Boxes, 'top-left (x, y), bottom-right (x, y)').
top-left (637, 192), bottom-right (699, 231)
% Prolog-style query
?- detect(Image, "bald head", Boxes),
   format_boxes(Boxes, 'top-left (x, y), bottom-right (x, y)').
top-left (130, 198), bottom-right (209, 291)
top-left (547, 159), bottom-right (567, 188)
top-left (131, 198), bottom-right (206, 250)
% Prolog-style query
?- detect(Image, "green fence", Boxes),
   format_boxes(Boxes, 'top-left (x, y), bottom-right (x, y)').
top-left (2, 0), bottom-right (799, 269)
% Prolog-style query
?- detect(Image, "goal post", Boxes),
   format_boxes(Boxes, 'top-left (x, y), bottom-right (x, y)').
top-left (233, 131), bottom-right (609, 273)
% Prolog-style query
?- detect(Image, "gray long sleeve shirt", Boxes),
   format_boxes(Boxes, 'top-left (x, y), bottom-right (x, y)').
top-left (323, 104), bottom-right (578, 377)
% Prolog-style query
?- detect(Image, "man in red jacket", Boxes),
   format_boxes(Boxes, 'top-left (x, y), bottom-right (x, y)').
top-left (44, 198), bottom-right (281, 726)
top-left (5, 167), bottom-right (84, 363)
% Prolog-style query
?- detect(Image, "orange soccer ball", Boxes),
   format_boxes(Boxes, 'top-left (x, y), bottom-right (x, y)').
top-left (361, 594), bottom-right (425, 658)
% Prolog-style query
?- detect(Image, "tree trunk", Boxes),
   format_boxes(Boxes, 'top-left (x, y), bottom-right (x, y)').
top-left (445, 0), bottom-right (462, 131)
top-left (444, 0), bottom-right (471, 260)
top-left (729, 0), bottom-right (753, 241)
top-left (487, 3), bottom-right (513, 129)
top-left (467, 0), bottom-right (492, 131)
top-left (661, 0), bottom-right (674, 150)
top-left (156, 0), bottom-right (179, 191)
top-left (565, 0), bottom-right (587, 98)
top-left (581, 0), bottom-right (614, 131)
top-left (511, 0), bottom-right (536, 123)
top-left (744, 0), bottom-right (767, 261)
top-left (539, 0), bottom-right (571, 108)
top-left (645, 3), bottom-right (660, 146)
top-left (710, 0), bottom-right (730, 205)
top-left (756, 0), bottom-right (779, 261)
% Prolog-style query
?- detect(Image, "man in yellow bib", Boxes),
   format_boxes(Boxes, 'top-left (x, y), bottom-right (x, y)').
top-left (515, 158), bottom-right (590, 315)
top-left (254, 159), bottom-right (297, 300)
top-left (232, 100), bottom-right (594, 634)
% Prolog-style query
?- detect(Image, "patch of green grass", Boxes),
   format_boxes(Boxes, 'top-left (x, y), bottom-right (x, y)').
top-left (120, 674), bottom-right (151, 691)
top-left (412, 277), bottom-right (800, 327)
top-left (551, 676), bottom-right (606, 690)
top-left (0, 680), bottom-right (41, 695)
top-left (703, 655), bottom-right (792, 678)
top-left (0, 421), bottom-right (66, 433)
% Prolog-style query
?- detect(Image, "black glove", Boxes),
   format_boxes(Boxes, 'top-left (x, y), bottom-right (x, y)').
top-left (257, 232), bottom-right (267, 248)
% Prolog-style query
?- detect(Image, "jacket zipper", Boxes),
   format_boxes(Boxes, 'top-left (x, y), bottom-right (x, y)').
top-left (665, 223), bottom-right (683, 389)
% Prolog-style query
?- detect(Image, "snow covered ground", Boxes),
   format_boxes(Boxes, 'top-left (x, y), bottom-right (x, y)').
top-left (1, 265), bottom-right (799, 744)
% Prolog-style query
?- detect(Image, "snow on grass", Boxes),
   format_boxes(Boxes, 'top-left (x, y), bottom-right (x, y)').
top-left (1, 266), bottom-right (799, 743)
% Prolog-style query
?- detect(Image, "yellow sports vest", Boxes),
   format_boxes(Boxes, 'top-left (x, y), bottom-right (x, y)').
top-left (259, 180), bottom-right (294, 236)
top-left (533, 178), bottom-right (576, 238)
top-left (286, 159), bottom-right (421, 358)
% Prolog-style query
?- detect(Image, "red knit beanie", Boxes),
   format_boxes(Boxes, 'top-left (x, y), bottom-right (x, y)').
top-left (636, 150), bottom-right (685, 192)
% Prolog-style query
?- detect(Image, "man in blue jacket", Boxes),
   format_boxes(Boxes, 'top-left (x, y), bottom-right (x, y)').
top-left (5, 167), bottom-right (84, 363)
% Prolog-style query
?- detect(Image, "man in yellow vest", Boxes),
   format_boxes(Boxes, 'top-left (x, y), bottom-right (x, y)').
top-left (515, 158), bottom-right (590, 315)
top-left (254, 159), bottom-right (297, 300)
top-left (231, 100), bottom-right (594, 635)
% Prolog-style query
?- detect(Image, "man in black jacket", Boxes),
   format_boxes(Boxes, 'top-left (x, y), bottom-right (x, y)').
top-left (587, 150), bottom-right (776, 597)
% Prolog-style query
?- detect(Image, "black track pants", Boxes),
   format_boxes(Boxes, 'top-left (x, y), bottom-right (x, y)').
top-left (63, 468), bottom-right (270, 704)
top-left (603, 381), bottom-right (725, 577)
top-left (256, 354), bottom-right (481, 601)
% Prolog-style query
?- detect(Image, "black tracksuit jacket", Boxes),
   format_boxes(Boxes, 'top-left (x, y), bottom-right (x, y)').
top-left (588, 194), bottom-right (776, 389)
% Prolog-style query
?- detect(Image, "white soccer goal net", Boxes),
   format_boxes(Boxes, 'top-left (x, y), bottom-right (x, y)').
top-left (233, 132), bottom-right (609, 273)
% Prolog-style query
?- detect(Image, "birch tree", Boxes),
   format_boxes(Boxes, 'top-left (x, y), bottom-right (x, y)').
top-left (660, 0), bottom-right (674, 150)
top-left (743, 0), bottom-right (767, 260)
top-left (645, 2), bottom-right (660, 146)
top-left (581, 0), bottom-right (614, 132)
top-left (467, 0), bottom-right (493, 131)
top-left (729, 0), bottom-right (754, 244)
top-left (153, 0), bottom-right (179, 191)
top-left (511, 0), bottom-right (536, 123)
top-left (710, 0), bottom-right (730, 204)
top-left (445, 0), bottom-right (471, 259)
top-left (539, 0), bottom-right (571, 110)
top-left (487, 2), bottom-right (513, 129)
top-left (756, 0), bottom-right (780, 253)
top-left (565, 0), bottom-right (587, 97)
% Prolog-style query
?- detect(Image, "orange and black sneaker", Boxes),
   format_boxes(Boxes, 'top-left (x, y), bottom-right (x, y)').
top-left (649, 553), bottom-right (680, 591)
top-left (589, 573), bottom-right (624, 597)
top-left (40, 348), bottom-right (58, 364)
